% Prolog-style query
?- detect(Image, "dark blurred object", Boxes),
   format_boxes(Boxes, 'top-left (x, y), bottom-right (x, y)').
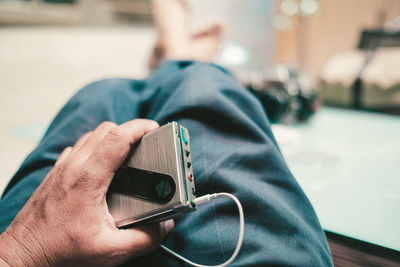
top-left (43, 0), bottom-right (75, 3)
top-left (109, 0), bottom-right (152, 23)
top-left (352, 29), bottom-right (400, 110)
top-left (240, 66), bottom-right (320, 123)
top-left (326, 231), bottom-right (400, 267)
top-left (358, 29), bottom-right (400, 50)
top-left (320, 28), bottom-right (400, 114)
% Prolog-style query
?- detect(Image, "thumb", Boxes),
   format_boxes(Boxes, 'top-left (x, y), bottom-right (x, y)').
top-left (116, 220), bottom-right (175, 257)
top-left (160, 219), bottom-right (175, 237)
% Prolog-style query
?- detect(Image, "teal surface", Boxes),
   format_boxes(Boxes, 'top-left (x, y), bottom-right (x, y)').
top-left (273, 107), bottom-right (400, 251)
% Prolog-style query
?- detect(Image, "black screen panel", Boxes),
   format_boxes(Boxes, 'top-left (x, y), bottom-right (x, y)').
top-left (110, 167), bottom-right (176, 204)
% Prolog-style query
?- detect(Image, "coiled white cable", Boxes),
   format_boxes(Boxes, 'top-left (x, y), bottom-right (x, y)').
top-left (161, 193), bottom-right (245, 267)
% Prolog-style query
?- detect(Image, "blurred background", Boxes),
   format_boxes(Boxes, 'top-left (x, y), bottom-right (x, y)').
top-left (0, 0), bottom-right (399, 265)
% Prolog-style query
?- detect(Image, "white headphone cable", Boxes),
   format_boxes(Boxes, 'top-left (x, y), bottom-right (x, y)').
top-left (161, 192), bottom-right (245, 267)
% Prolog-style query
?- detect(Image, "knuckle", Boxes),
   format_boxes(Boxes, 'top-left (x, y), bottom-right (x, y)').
top-left (106, 126), bottom-right (127, 144)
top-left (80, 132), bottom-right (92, 140)
top-left (98, 121), bottom-right (117, 131)
top-left (68, 160), bottom-right (92, 181)
top-left (76, 163), bottom-right (91, 179)
top-left (70, 164), bottom-right (91, 189)
top-left (64, 146), bottom-right (73, 151)
top-left (67, 157), bottom-right (85, 172)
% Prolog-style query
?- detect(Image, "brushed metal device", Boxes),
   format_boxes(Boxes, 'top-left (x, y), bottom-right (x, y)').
top-left (107, 122), bottom-right (196, 228)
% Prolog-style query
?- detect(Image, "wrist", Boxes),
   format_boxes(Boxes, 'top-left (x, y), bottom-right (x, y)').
top-left (0, 231), bottom-right (27, 266)
top-left (0, 227), bottom-right (50, 267)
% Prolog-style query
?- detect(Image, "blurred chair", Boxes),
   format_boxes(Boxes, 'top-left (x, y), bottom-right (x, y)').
top-left (320, 28), bottom-right (400, 114)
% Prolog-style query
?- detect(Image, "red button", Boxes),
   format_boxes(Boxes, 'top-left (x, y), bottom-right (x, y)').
top-left (187, 173), bottom-right (193, 181)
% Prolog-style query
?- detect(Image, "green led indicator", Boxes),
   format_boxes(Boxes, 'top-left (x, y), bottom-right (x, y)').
top-left (181, 128), bottom-right (189, 145)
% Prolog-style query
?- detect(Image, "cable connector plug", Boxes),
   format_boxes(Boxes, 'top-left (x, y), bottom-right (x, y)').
top-left (192, 193), bottom-right (217, 206)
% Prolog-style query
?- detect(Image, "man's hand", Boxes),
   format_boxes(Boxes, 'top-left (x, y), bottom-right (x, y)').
top-left (0, 119), bottom-right (174, 266)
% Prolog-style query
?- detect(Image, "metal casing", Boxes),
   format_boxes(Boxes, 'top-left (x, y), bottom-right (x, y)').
top-left (107, 122), bottom-right (196, 228)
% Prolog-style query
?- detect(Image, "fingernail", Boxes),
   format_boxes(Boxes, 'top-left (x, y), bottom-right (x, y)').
top-left (151, 120), bottom-right (159, 128)
top-left (146, 120), bottom-right (159, 129)
top-left (163, 219), bottom-right (174, 234)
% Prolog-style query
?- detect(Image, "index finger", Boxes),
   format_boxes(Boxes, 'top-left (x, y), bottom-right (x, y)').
top-left (87, 119), bottom-right (159, 187)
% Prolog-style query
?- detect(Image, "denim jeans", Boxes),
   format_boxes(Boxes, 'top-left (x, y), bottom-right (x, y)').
top-left (0, 61), bottom-right (332, 266)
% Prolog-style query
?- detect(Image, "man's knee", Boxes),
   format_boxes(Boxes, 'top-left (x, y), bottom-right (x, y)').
top-left (72, 78), bottom-right (132, 104)
top-left (44, 78), bottom-right (136, 136)
top-left (170, 62), bottom-right (238, 98)
top-left (184, 62), bottom-right (233, 83)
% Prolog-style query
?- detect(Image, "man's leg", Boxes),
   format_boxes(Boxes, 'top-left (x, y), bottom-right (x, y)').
top-left (128, 61), bottom-right (332, 266)
top-left (0, 59), bottom-right (332, 266)
top-left (139, 2), bottom-right (332, 263)
top-left (1, 60), bottom-right (331, 266)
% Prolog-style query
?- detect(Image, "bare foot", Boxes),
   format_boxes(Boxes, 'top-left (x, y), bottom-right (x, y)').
top-left (151, 0), bottom-right (191, 59)
top-left (149, 0), bottom-right (222, 70)
top-left (191, 24), bottom-right (222, 62)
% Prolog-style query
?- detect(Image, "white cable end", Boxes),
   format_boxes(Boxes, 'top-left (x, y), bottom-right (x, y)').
top-left (193, 193), bottom-right (217, 206)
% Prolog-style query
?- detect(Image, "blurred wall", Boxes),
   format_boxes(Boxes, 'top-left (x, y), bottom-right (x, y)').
top-left (190, 0), bottom-right (276, 72)
top-left (276, 0), bottom-right (400, 82)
